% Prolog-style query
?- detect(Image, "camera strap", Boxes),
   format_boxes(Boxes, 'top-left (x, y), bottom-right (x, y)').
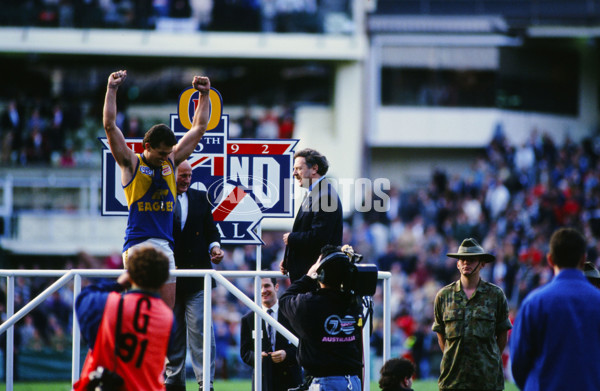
top-left (288, 375), bottom-right (313, 391)
top-left (113, 293), bottom-right (125, 373)
top-left (362, 296), bottom-right (374, 336)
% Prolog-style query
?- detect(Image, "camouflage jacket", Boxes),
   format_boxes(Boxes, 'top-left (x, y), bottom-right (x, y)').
top-left (432, 279), bottom-right (512, 390)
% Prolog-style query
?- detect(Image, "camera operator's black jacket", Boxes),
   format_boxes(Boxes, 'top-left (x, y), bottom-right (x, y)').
top-left (279, 275), bottom-right (363, 378)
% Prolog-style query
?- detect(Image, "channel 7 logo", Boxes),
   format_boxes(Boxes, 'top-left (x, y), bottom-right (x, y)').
top-left (100, 87), bottom-right (298, 244)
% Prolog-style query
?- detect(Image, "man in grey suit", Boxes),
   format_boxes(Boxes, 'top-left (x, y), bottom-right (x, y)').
top-left (165, 160), bottom-right (223, 391)
top-left (280, 148), bottom-right (343, 282)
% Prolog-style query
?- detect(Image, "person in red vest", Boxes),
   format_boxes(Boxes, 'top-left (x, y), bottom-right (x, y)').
top-left (73, 245), bottom-right (175, 391)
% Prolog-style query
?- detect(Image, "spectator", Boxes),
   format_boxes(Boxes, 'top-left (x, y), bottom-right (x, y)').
top-left (256, 108), bottom-right (279, 139)
top-left (379, 357), bottom-right (416, 391)
top-left (18, 315), bottom-right (38, 349)
top-left (48, 323), bottom-right (70, 352)
top-left (485, 178), bottom-right (510, 220)
top-left (59, 147), bottom-right (76, 167)
top-left (239, 107), bottom-right (258, 138)
top-left (0, 99), bottom-right (23, 164)
top-left (240, 277), bottom-right (302, 391)
top-left (510, 228), bottom-right (600, 391)
top-left (279, 108), bottom-right (295, 138)
top-left (24, 328), bottom-right (45, 352)
top-left (47, 103), bottom-right (66, 153)
top-left (25, 127), bottom-right (50, 164)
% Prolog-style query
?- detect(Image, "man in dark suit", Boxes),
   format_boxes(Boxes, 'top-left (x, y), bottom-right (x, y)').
top-left (240, 277), bottom-right (303, 391)
top-left (280, 148), bottom-right (343, 282)
top-left (165, 160), bottom-right (224, 391)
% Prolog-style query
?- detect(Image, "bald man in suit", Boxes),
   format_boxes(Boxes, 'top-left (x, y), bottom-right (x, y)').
top-left (165, 160), bottom-right (223, 391)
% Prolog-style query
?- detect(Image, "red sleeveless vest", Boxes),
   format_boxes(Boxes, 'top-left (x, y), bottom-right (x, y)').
top-left (74, 291), bottom-right (173, 391)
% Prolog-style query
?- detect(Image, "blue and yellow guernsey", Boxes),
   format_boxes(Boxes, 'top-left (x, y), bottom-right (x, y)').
top-left (123, 154), bottom-right (177, 252)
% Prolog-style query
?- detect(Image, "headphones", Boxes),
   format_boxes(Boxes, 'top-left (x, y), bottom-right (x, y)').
top-left (316, 251), bottom-right (354, 286)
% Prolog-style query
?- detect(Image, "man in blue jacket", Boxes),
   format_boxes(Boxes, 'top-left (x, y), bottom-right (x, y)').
top-left (510, 227), bottom-right (600, 391)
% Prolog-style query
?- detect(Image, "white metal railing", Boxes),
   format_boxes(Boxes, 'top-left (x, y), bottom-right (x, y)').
top-left (0, 269), bottom-right (392, 391)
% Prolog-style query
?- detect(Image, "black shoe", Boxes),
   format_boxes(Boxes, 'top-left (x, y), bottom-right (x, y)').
top-left (165, 384), bottom-right (186, 391)
top-left (198, 386), bottom-right (214, 391)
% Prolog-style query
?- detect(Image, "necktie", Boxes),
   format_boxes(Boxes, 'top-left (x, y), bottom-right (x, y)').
top-left (174, 195), bottom-right (182, 230)
top-left (267, 308), bottom-right (275, 351)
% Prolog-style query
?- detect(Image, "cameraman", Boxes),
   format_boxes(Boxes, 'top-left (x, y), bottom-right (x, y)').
top-left (279, 245), bottom-right (364, 391)
top-left (73, 245), bottom-right (175, 391)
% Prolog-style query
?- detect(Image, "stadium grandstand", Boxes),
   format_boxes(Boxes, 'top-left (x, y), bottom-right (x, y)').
top-left (0, 0), bottom-right (600, 386)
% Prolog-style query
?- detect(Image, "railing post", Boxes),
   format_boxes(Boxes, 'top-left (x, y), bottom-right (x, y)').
top-left (6, 275), bottom-right (14, 391)
top-left (253, 276), bottom-right (263, 391)
top-left (72, 273), bottom-right (82, 385)
top-left (383, 274), bottom-right (391, 362)
top-left (202, 272), bottom-right (212, 391)
top-left (253, 224), bottom-right (263, 391)
top-left (363, 312), bottom-right (371, 389)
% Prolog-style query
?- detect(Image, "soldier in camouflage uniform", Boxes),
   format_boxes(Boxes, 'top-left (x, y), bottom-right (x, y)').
top-left (432, 238), bottom-right (512, 391)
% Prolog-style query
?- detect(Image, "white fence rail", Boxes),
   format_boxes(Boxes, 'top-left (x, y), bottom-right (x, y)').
top-left (0, 269), bottom-right (392, 391)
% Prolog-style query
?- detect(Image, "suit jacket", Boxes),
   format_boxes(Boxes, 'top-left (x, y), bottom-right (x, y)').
top-left (173, 188), bottom-right (221, 295)
top-left (240, 307), bottom-right (303, 391)
top-left (284, 177), bottom-right (343, 282)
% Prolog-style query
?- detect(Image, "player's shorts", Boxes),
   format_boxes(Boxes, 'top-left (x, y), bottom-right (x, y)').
top-left (122, 238), bottom-right (176, 284)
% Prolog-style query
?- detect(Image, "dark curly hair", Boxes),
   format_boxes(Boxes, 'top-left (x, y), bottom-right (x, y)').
top-left (143, 123), bottom-right (177, 149)
top-left (127, 245), bottom-right (170, 290)
top-left (294, 148), bottom-right (329, 176)
top-left (379, 357), bottom-right (415, 390)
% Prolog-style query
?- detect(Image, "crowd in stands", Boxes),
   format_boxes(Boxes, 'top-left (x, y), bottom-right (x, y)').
top-left (0, 0), bottom-right (355, 34)
top-left (0, 266), bottom-right (75, 359)
top-left (0, 98), bottom-right (99, 167)
top-left (3, 124), bottom-right (600, 381)
top-left (0, 97), bottom-right (295, 168)
top-left (230, 106), bottom-right (296, 139)
top-left (356, 126), bottom-right (600, 380)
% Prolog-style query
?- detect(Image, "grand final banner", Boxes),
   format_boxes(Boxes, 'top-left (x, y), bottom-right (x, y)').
top-left (100, 87), bottom-right (298, 244)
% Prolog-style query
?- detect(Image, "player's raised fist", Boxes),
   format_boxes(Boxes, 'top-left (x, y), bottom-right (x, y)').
top-left (108, 70), bottom-right (127, 88)
top-left (192, 76), bottom-right (210, 95)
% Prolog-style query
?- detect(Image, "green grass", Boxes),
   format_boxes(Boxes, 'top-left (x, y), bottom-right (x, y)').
top-left (0, 379), bottom-right (520, 390)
